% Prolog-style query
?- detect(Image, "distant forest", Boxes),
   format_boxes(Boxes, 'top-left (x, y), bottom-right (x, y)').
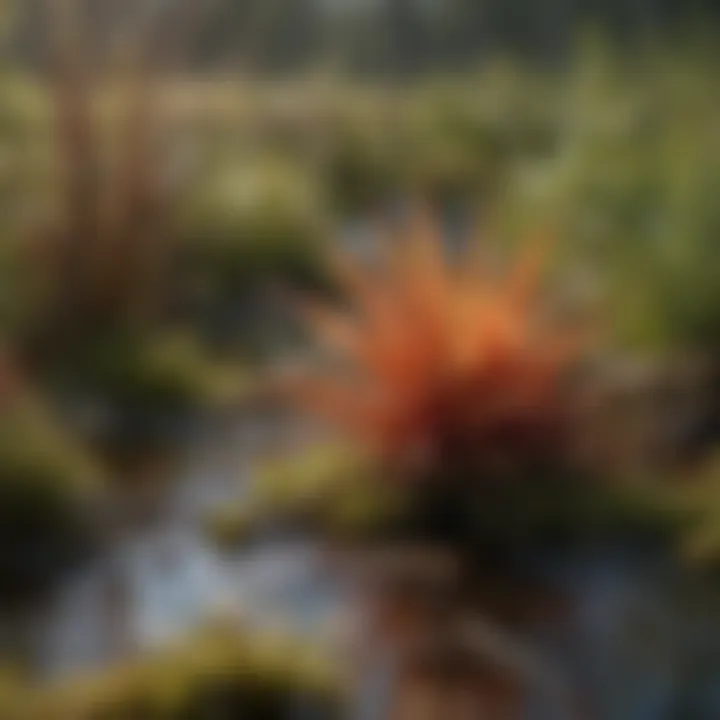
top-left (11, 0), bottom-right (720, 74)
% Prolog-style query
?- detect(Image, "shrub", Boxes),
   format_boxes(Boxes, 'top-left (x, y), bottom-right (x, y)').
top-left (274, 210), bottom-right (604, 559)
top-left (322, 115), bottom-right (403, 216)
top-left (181, 158), bottom-right (330, 295)
top-left (46, 332), bottom-right (240, 460)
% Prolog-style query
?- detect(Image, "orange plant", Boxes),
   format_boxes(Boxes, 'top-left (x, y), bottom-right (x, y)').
top-left (288, 211), bottom-right (586, 485)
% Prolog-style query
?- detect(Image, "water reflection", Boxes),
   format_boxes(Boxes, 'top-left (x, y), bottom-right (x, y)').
top-left (38, 411), bottom-right (345, 680)
top-left (9, 411), bottom-right (720, 717)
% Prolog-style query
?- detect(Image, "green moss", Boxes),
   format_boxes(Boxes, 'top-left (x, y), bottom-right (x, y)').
top-left (0, 667), bottom-right (30, 720)
top-left (16, 624), bottom-right (343, 719)
top-left (37, 330), bottom-right (249, 462)
top-left (67, 331), bottom-right (241, 413)
top-left (253, 444), bottom-right (367, 509)
top-left (323, 118), bottom-right (403, 215)
top-left (78, 333), bottom-right (221, 413)
top-left (663, 456), bottom-right (720, 567)
top-left (0, 391), bottom-right (101, 592)
top-left (182, 158), bottom-right (330, 293)
top-left (227, 438), bottom-right (694, 554)
top-left (206, 443), bottom-right (401, 548)
top-left (205, 504), bottom-right (257, 550)
top-left (403, 99), bottom-right (501, 204)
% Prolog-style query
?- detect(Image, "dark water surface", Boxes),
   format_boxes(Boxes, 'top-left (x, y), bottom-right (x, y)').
top-left (4, 409), bottom-right (720, 717)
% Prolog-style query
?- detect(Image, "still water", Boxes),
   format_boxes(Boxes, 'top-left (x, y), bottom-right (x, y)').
top-left (2, 407), bottom-right (718, 718)
top-left (31, 410), bottom-right (345, 679)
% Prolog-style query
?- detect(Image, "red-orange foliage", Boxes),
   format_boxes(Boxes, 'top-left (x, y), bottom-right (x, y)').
top-left (289, 212), bottom-right (585, 482)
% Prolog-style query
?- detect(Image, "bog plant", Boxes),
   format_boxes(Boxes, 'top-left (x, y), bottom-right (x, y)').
top-left (288, 210), bottom-right (585, 484)
top-left (11, 35), bottom-right (243, 459)
top-left (273, 210), bottom-right (603, 557)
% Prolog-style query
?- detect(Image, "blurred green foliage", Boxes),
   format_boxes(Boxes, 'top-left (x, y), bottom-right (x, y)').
top-left (0, 623), bottom-right (342, 719)
top-left (0, 389), bottom-right (101, 592)
top-left (206, 443), bottom-right (402, 547)
top-left (2, 44), bottom-right (720, 354)
top-left (2, 35), bottom-right (720, 647)
top-left (207, 438), bottom-right (691, 555)
top-left (58, 333), bottom-right (222, 415)
top-left (181, 157), bottom-right (330, 293)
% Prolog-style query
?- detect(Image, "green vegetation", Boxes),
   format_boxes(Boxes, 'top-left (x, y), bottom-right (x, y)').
top-left (0, 388), bottom-right (101, 593)
top-left (4, 29), bottom-right (720, 716)
top-left (3, 40), bottom-right (707, 568)
top-left (322, 110), bottom-right (404, 215)
top-left (182, 158), bottom-right (330, 293)
top-left (51, 334), bottom-right (215, 411)
top-left (1, 624), bottom-right (342, 719)
top-left (209, 447), bottom-right (694, 558)
top-left (2, 45), bottom-right (720, 355)
top-left (206, 444), bottom-right (399, 548)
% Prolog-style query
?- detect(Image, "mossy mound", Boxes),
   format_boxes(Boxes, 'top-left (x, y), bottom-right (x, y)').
top-left (9, 624), bottom-right (344, 720)
top-left (43, 331), bottom-right (246, 461)
top-left (206, 444), bottom-right (400, 549)
top-left (0, 390), bottom-right (101, 595)
top-left (181, 159), bottom-right (330, 294)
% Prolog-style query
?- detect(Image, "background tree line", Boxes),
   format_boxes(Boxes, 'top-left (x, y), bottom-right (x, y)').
top-left (9, 0), bottom-right (720, 75)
